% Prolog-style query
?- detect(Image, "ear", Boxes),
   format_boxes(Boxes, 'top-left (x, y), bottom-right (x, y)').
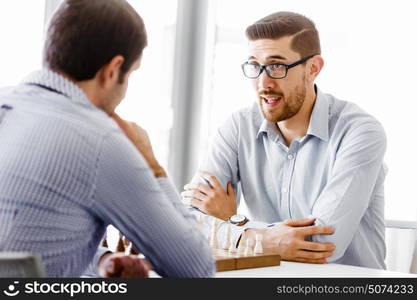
top-left (307, 55), bottom-right (324, 83)
top-left (97, 55), bottom-right (125, 88)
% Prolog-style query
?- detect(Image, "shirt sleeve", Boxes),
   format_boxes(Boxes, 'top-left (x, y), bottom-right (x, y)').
top-left (187, 114), bottom-right (270, 246)
top-left (80, 246), bottom-right (111, 278)
top-left (90, 130), bottom-right (215, 278)
top-left (310, 121), bottom-right (387, 261)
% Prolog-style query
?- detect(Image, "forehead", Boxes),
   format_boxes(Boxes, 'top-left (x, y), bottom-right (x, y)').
top-left (247, 36), bottom-right (300, 62)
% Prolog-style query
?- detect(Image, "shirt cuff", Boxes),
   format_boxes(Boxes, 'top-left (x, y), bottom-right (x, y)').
top-left (80, 246), bottom-right (112, 278)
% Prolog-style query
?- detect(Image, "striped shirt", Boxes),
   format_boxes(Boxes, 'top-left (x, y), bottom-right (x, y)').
top-left (0, 69), bottom-right (215, 277)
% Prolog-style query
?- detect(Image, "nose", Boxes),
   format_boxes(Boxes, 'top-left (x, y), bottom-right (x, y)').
top-left (257, 68), bottom-right (276, 91)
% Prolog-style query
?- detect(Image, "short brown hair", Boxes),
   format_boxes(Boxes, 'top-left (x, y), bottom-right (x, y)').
top-left (246, 11), bottom-right (321, 57)
top-left (44, 0), bottom-right (147, 81)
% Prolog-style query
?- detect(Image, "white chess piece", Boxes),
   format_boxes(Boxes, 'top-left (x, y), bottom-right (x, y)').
top-left (124, 240), bottom-right (132, 255)
top-left (237, 240), bottom-right (245, 255)
top-left (196, 213), bottom-right (204, 227)
top-left (228, 241), bottom-right (237, 254)
top-left (209, 219), bottom-right (220, 249)
top-left (254, 234), bottom-right (263, 254)
top-left (244, 238), bottom-right (253, 256)
top-left (223, 224), bottom-right (232, 250)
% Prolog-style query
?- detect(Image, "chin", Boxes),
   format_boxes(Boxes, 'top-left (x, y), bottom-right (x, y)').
top-left (262, 111), bottom-right (280, 123)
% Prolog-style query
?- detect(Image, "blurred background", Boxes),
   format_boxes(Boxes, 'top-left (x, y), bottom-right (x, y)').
top-left (1, 0), bottom-right (416, 247)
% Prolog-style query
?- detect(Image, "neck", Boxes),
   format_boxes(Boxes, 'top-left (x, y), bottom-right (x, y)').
top-left (52, 68), bottom-right (103, 110)
top-left (278, 86), bottom-right (316, 146)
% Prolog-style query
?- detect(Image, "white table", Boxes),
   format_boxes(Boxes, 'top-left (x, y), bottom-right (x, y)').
top-left (217, 261), bottom-right (417, 277)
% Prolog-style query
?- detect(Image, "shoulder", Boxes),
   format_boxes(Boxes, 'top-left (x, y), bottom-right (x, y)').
top-left (327, 93), bottom-right (386, 142)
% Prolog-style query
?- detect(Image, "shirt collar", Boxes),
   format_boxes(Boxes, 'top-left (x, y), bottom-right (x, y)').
top-left (306, 87), bottom-right (329, 142)
top-left (20, 69), bottom-right (95, 109)
top-left (256, 117), bottom-right (282, 142)
top-left (256, 86), bottom-right (330, 142)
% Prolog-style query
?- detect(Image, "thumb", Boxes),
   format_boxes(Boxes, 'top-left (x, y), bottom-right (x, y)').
top-left (283, 217), bottom-right (316, 227)
top-left (226, 182), bottom-right (235, 196)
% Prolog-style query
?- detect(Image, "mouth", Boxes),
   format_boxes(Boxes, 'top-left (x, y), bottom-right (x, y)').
top-left (261, 95), bottom-right (283, 108)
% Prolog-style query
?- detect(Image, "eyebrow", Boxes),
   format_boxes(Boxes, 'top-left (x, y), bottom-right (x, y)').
top-left (247, 55), bottom-right (288, 61)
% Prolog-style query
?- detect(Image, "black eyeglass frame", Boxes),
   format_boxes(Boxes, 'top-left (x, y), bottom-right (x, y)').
top-left (241, 54), bottom-right (317, 79)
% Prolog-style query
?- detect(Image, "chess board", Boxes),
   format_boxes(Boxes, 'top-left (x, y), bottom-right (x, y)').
top-left (213, 248), bottom-right (281, 272)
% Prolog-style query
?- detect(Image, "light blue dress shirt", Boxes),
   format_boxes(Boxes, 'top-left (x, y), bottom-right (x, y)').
top-left (190, 87), bottom-right (387, 269)
top-left (0, 69), bottom-right (215, 277)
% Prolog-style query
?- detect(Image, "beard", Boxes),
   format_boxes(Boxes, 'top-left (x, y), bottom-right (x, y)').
top-left (259, 82), bottom-right (307, 123)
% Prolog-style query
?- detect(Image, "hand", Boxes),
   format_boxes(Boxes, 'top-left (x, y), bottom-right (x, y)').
top-left (242, 218), bottom-right (336, 264)
top-left (181, 171), bottom-right (237, 220)
top-left (112, 114), bottom-right (166, 177)
top-left (99, 253), bottom-right (152, 278)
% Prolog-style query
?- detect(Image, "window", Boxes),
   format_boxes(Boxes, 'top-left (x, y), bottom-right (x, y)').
top-left (110, 0), bottom-right (179, 250)
top-left (202, 0), bottom-right (417, 221)
top-left (0, 0), bottom-right (45, 87)
top-left (117, 0), bottom-right (178, 168)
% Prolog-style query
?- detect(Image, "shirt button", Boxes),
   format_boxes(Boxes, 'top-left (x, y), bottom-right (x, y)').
top-left (282, 188), bottom-right (287, 193)
top-left (287, 154), bottom-right (294, 160)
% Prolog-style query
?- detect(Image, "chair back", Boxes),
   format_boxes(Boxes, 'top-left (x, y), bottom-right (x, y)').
top-left (0, 252), bottom-right (45, 277)
top-left (385, 220), bottom-right (417, 274)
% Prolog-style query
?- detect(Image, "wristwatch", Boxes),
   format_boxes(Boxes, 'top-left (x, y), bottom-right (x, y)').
top-left (228, 214), bottom-right (249, 226)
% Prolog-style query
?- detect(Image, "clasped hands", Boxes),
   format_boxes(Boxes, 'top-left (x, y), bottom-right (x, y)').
top-left (181, 172), bottom-right (336, 264)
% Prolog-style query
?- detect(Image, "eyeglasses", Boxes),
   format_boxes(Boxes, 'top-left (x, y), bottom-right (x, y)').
top-left (241, 54), bottom-right (316, 79)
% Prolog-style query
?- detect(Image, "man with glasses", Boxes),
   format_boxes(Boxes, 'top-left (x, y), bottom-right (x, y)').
top-left (182, 12), bottom-right (387, 268)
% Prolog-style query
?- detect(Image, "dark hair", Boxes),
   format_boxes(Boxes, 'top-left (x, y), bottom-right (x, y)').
top-left (246, 11), bottom-right (320, 57)
top-left (43, 0), bottom-right (147, 81)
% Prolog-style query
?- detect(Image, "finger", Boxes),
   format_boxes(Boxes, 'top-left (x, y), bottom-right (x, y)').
top-left (118, 256), bottom-right (135, 278)
top-left (295, 250), bottom-right (334, 260)
top-left (105, 257), bottom-right (123, 277)
top-left (140, 258), bottom-right (152, 271)
top-left (188, 198), bottom-right (204, 211)
top-left (183, 183), bottom-right (212, 195)
top-left (298, 225), bottom-right (335, 236)
top-left (199, 171), bottom-right (223, 190)
top-left (181, 190), bottom-right (208, 201)
top-left (131, 258), bottom-right (149, 278)
top-left (283, 217), bottom-right (316, 227)
top-left (226, 182), bottom-right (235, 196)
top-left (299, 241), bottom-right (336, 252)
top-left (111, 113), bottom-right (129, 129)
top-left (291, 257), bottom-right (327, 264)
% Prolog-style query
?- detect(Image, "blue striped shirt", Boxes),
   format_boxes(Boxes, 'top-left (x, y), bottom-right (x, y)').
top-left (190, 87), bottom-right (387, 269)
top-left (0, 69), bottom-right (215, 277)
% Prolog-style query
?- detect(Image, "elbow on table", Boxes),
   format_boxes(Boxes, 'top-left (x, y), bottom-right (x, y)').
top-left (311, 233), bottom-right (349, 263)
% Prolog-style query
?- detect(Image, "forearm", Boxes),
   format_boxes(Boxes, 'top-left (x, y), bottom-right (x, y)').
top-left (94, 135), bottom-right (215, 277)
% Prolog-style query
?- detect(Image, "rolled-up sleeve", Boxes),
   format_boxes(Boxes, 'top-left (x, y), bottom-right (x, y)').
top-left (311, 121), bottom-right (387, 261)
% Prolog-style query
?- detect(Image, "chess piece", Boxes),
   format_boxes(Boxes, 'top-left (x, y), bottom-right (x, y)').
top-left (228, 239), bottom-right (237, 254)
top-left (209, 219), bottom-right (220, 249)
top-left (130, 245), bottom-right (139, 255)
top-left (116, 232), bottom-right (125, 253)
top-left (254, 234), bottom-right (263, 254)
top-left (123, 236), bottom-right (132, 255)
top-left (244, 238), bottom-right (253, 256)
top-left (123, 236), bottom-right (130, 247)
top-left (223, 224), bottom-right (232, 250)
top-left (101, 233), bottom-right (108, 248)
top-left (237, 240), bottom-right (245, 255)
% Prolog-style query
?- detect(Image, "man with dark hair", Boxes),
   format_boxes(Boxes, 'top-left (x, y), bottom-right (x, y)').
top-left (183, 12), bottom-right (387, 269)
top-left (0, 0), bottom-right (214, 277)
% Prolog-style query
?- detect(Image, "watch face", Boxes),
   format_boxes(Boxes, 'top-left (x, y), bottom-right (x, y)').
top-left (230, 214), bottom-right (245, 223)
